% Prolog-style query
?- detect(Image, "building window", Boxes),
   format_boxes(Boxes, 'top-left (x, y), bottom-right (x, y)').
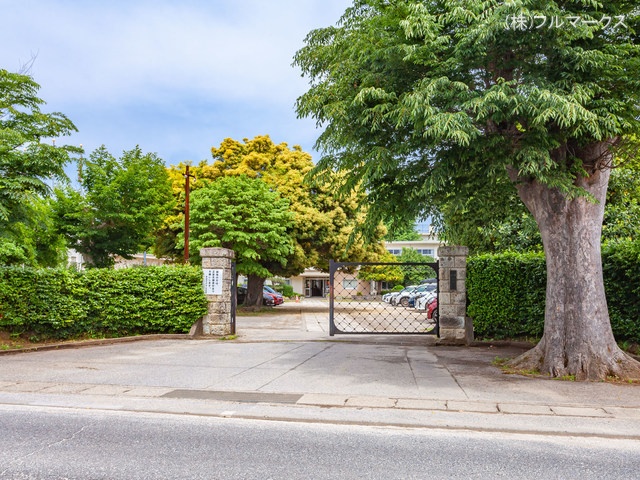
top-left (387, 249), bottom-right (401, 255)
top-left (417, 249), bottom-right (434, 256)
top-left (342, 278), bottom-right (358, 290)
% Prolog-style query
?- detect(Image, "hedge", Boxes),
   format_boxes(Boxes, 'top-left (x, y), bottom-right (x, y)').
top-left (467, 240), bottom-right (640, 342)
top-left (602, 240), bottom-right (640, 341)
top-left (0, 265), bottom-right (208, 339)
top-left (467, 252), bottom-right (546, 339)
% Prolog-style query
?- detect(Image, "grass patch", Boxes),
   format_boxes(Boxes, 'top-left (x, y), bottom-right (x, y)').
top-left (491, 356), bottom-right (511, 366)
top-left (492, 356), bottom-right (542, 377)
top-left (218, 335), bottom-right (238, 341)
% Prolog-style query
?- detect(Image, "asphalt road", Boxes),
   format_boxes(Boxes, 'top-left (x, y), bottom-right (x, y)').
top-left (1, 405), bottom-right (639, 480)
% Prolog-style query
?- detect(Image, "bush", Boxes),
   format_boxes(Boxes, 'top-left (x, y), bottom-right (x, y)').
top-left (468, 245), bottom-right (640, 342)
top-left (467, 252), bottom-right (546, 339)
top-left (271, 283), bottom-right (294, 298)
top-left (0, 265), bottom-right (208, 339)
top-left (602, 240), bottom-right (640, 341)
top-left (0, 267), bottom-right (89, 338)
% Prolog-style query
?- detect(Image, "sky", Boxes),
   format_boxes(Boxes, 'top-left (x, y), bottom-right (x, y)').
top-left (0, 0), bottom-right (352, 170)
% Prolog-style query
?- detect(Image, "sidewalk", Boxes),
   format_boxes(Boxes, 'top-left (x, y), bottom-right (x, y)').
top-left (0, 299), bottom-right (639, 438)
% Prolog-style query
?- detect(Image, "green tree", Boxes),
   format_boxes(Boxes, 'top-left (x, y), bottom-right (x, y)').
top-left (397, 247), bottom-right (436, 285)
top-left (385, 222), bottom-right (422, 241)
top-left (188, 175), bottom-right (294, 307)
top-left (295, 1), bottom-right (640, 380)
top-left (163, 135), bottom-right (387, 271)
top-left (54, 146), bottom-right (174, 268)
top-left (357, 250), bottom-right (404, 287)
top-left (0, 196), bottom-right (67, 267)
top-left (0, 69), bottom-right (79, 264)
top-left (440, 154), bottom-right (640, 254)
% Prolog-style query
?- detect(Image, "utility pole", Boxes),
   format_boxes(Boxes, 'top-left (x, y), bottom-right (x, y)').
top-left (183, 165), bottom-right (196, 263)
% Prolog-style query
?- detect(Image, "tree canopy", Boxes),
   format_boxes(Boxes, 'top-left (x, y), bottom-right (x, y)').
top-left (188, 174), bottom-right (294, 306)
top-left (53, 146), bottom-right (174, 268)
top-left (0, 69), bottom-right (78, 266)
top-left (163, 135), bottom-right (387, 271)
top-left (295, 1), bottom-right (640, 380)
top-left (295, 1), bottom-right (640, 223)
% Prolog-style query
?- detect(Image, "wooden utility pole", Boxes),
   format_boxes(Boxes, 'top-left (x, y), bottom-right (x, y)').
top-left (183, 165), bottom-right (195, 263)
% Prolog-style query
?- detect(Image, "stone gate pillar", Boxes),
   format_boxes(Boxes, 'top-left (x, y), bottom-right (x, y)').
top-left (200, 247), bottom-right (235, 336)
top-left (438, 246), bottom-right (473, 345)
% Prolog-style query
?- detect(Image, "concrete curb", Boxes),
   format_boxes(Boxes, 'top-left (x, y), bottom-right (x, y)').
top-left (0, 333), bottom-right (195, 356)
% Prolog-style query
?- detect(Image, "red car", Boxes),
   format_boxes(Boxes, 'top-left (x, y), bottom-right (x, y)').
top-left (427, 297), bottom-right (438, 321)
top-left (263, 286), bottom-right (284, 306)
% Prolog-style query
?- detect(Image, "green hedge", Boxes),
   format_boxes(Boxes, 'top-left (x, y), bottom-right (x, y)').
top-left (467, 241), bottom-right (640, 342)
top-left (0, 266), bottom-right (208, 339)
top-left (467, 252), bottom-right (547, 339)
top-left (272, 283), bottom-right (294, 298)
top-left (602, 241), bottom-right (640, 341)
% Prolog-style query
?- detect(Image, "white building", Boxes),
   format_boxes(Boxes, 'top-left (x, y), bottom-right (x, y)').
top-left (289, 233), bottom-right (442, 298)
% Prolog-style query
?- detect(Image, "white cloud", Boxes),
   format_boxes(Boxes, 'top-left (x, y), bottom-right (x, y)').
top-left (0, 0), bottom-right (351, 165)
top-left (3, 0), bottom-right (346, 106)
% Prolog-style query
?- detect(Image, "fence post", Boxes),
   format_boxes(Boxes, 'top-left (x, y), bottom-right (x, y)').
top-left (199, 247), bottom-right (235, 336)
top-left (437, 246), bottom-right (473, 345)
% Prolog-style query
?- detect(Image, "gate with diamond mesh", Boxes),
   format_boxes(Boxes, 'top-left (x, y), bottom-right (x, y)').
top-left (329, 260), bottom-right (439, 336)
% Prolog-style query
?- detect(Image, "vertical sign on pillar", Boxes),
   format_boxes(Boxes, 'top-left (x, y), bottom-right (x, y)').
top-left (203, 268), bottom-right (223, 295)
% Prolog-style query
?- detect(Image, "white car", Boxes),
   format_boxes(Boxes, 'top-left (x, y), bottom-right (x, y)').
top-left (390, 286), bottom-right (418, 306)
top-left (415, 291), bottom-right (437, 310)
top-left (382, 292), bottom-right (398, 303)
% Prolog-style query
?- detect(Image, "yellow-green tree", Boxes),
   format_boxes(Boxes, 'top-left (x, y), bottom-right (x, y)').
top-left (357, 251), bottom-right (404, 290)
top-left (161, 135), bottom-right (387, 274)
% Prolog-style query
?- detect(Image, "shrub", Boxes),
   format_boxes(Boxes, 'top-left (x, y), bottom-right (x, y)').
top-left (467, 252), bottom-right (546, 339)
top-left (468, 245), bottom-right (640, 342)
top-left (271, 283), bottom-right (294, 298)
top-left (0, 267), bottom-right (88, 337)
top-left (602, 240), bottom-right (640, 341)
top-left (0, 265), bottom-right (208, 339)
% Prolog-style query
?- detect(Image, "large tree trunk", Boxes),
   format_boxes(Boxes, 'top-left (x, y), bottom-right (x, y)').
top-left (507, 144), bottom-right (640, 381)
top-left (245, 274), bottom-right (266, 309)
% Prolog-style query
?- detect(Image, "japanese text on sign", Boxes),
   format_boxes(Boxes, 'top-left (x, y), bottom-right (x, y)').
top-left (203, 269), bottom-right (223, 295)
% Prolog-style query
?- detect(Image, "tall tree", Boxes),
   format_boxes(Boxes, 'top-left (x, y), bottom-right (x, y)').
top-left (0, 69), bottom-right (78, 263)
top-left (385, 222), bottom-right (422, 241)
top-left (357, 250), bottom-right (404, 288)
top-left (162, 135), bottom-right (387, 270)
top-left (294, 1), bottom-right (640, 380)
top-left (0, 196), bottom-right (67, 267)
top-left (188, 175), bottom-right (294, 307)
top-left (54, 146), bottom-right (174, 268)
top-left (397, 247), bottom-right (436, 285)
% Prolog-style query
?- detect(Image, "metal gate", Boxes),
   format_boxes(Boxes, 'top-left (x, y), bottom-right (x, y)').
top-left (329, 260), bottom-right (439, 336)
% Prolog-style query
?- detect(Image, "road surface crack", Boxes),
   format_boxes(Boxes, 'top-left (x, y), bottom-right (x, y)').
top-left (1, 423), bottom-right (92, 476)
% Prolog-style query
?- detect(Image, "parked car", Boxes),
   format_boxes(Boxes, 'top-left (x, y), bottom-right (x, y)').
top-left (263, 285), bottom-right (284, 305)
top-left (415, 289), bottom-right (437, 310)
top-left (382, 291), bottom-right (397, 303)
top-left (426, 297), bottom-right (438, 321)
top-left (390, 286), bottom-right (418, 305)
top-left (237, 286), bottom-right (247, 304)
top-left (394, 285), bottom-right (427, 307)
top-left (406, 283), bottom-right (437, 308)
top-left (237, 286), bottom-right (276, 306)
top-left (262, 292), bottom-right (276, 306)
